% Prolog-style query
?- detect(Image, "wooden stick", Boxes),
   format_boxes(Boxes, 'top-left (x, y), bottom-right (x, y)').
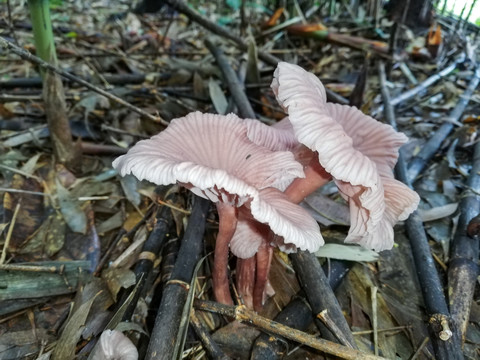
top-left (164, 0), bottom-right (279, 66)
top-left (371, 55), bottom-right (464, 117)
top-left (190, 308), bottom-right (231, 360)
top-left (195, 299), bottom-right (386, 360)
top-left (205, 39), bottom-right (256, 119)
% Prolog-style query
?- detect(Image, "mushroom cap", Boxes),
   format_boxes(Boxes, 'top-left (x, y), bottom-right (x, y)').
top-left (230, 188), bottom-right (324, 258)
top-left (272, 62), bottom-right (378, 187)
top-left (244, 117), bottom-right (298, 152)
top-left (325, 103), bottom-right (407, 177)
top-left (91, 330), bottom-right (138, 360)
top-left (271, 62), bottom-right (419, 251)
top-left (113, 112), bottom-right (304, 207)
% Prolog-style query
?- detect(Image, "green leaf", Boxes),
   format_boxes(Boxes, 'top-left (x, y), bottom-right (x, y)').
top-left (208, 78), bottom-right (228, 114)
top-left (315, 244), bottom-right (379, 262)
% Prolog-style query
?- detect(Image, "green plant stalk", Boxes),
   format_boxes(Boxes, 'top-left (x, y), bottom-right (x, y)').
top-left (28, 0), bottom-right (78, 167)
top-left (28, 0), bottom-right (57, 71)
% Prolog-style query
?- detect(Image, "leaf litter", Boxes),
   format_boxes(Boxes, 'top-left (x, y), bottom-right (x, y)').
top-left (0, 1), bottom-right (479, 359)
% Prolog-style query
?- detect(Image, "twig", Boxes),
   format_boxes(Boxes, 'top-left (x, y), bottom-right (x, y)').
top-left (0, 36), bottom-right (168, 126)
top-left (205, 39), bottom-right (256, 119)
top-left (378, 61), bottom-right (464, 360)
top-left (195, 300), bottom-right (386, 360)
top-left (190, 308), bottom-right (231, 360)
top-left (251, 260), bottom-right (353, 360)
top-left (121, 189), bottom-right (178, 321)
top-left (145, 196), bottom-right (210, 360)
top-left (317, 310), bottom-right (355, 348)
top-left (407, 66), bottom-right (480, 182)
top-left (371, 287), bottom-right (378, 356)
top-left (163, 0), bottom-right (280, 66)
top-left (290, 251), bottom-right (357, 348)
top-left (447, 139), bottom-right (480, 344)
top-left (0, 263), bottom-right (63, 273)
top-left (1, 202), bottom-right (20, 265)
top-left (410, 337), bottom-right (430, 360)
top-left (371, 55), bottom-right (464, 117)
top-left (251, 295), bottom-right (313, 359)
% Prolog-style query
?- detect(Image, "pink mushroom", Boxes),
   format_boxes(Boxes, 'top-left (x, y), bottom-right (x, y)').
top-left (112, 112), bottom-right (323, 306)
top-left (269, 62), bottom-right (419, 251)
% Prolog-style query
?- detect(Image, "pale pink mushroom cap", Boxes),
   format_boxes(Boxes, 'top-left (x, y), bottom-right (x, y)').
top-left (230, 188), bottom-right (324, 258)
top-left (113, 111), bottom-right (323, 255)
top-left (113, 112), bottom-right (303, 206)
top-left (272, 62), bottom-right (420, 251)
top-left (91, 330), bottom-right (138, 360)
top-left (244, 117), bottom-right (298, 152)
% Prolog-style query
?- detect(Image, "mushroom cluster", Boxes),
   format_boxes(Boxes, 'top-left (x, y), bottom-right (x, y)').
top-left (113, 62), bottom-right (419, 310)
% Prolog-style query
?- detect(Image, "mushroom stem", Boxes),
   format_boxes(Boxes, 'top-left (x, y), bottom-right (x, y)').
top-left (253, 241), bottom-right (274, 312)
top-left (236, 256), bottom-right (256, 308)
top-left (213, 202), bottom-right (238, 305)
top-left (284, 158), bottom-right (332, 204)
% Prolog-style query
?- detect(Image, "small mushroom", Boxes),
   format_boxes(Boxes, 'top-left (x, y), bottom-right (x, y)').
top-left (271, 62), bottom-right (419, 251)
top-left (113, 112), bottom-right (322, 306)
top-left (91, 330), bottom-right (138, 360)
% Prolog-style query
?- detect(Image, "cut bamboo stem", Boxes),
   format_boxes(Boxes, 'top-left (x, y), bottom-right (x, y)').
top-left (145, 196), bottom-right (210, 360)
top-left (121, 189), bottom-right (178, 321)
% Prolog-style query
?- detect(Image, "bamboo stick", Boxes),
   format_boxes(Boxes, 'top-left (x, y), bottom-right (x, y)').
top-left (407, 67), bottom-right (480, 182)
top-left (145, 196), bottom-right (210, 360)
top-left (378, 61), bottom-right (464, 360)
top-left (195, 299), bottom-right (386, 360)
top-left (447, 140), bottom-right (480, 344)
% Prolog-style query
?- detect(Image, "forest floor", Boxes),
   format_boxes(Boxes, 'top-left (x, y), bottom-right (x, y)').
top-left (0, 1), bottom-right (479, 359)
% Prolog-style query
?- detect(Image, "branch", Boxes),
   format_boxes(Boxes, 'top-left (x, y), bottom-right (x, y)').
top-left (0, 36), bottom-right (168, 126)
top-left (378, 61), bottom-right (464, 360)
top-left (195, 299), bottom-right (386, 360)
top-left (407, 67), bottom-right (480, 182)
